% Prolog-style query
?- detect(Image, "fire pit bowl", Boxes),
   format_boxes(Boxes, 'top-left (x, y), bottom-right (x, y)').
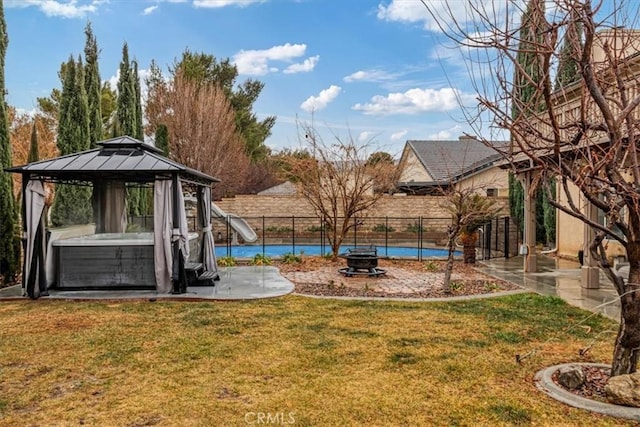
top-left (338, 246), bottom-right (386, 277)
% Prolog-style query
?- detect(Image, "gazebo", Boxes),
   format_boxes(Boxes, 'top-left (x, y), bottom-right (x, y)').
top-left (6, 136), bottom-right (220, 299)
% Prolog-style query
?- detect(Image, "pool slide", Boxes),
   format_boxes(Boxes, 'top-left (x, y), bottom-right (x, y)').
top-left (211, 203), bottom-right (258, 243)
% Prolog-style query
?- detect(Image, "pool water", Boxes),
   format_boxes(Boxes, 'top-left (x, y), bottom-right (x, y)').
top-left (214, 244), bottom-right (458, 259)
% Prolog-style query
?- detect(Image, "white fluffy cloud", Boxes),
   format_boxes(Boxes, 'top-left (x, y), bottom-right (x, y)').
top-left (377, 0), bottom-right (470, 32)
top-left (390, 130), bottom-right (407, 141)
top-left (6, 0), bottom-right (103, 18)
top-left (300, 85), bottom-right (341, 113)
top-left (428, 130), bottom-right (453, 140)
top-left (233, 43), bottom-right (308, 75)
top-left (284, 55), bottom-right (319, 74)
top-left (352, 87), bottom-right (466, 115)
top-left (142, 5), bottom-right (159, 15)
top-left (194, 0), bottom-right (264, 8)
top-left (358, 131), bottom-right (374, 142)
top-left (344, 69), bottom-right (396, 83)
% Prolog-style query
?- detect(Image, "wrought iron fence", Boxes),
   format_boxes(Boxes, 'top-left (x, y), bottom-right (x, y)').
top-left (129, 214), bottom-right (521, 260)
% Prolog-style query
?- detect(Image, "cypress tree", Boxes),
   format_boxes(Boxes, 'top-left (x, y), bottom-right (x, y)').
top-left (155, 124), bottom-right (169, 156)
top-left (28, 121), bottom-right (39, 163)
top-left (84, 22), bottom-right (102, 147)
top-left (510, 0), bottom-right (548, 242)
top-left (0, 0), bottom-right (18, 283)
top-left (116, 43), bottom-right (141, 216)
top-left (51, 56), bottom-right (92, 226)
top-left (132, 60), bottom-right (143, 141)
top-left (116, 43), bottom-right (136, 138)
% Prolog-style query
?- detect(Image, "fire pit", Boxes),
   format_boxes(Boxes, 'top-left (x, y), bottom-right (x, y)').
top-left (338, 246), bottom-right (386, 277)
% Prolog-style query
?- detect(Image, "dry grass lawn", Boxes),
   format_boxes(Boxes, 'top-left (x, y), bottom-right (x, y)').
top-left (0, 293), bottom-right (630, 426)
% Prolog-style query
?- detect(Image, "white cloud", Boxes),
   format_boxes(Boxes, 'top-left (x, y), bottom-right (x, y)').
top-left (194, 0), bottom-right (264, 8)
top-left (428, 130), bottom-right (453, 140)
top-left (344, 69), bottom-right (396, 83)
top-left (358, 131), bottom-right (373, 142)
top-left (142, 5), bottom-right (159, 15)
top-left (233, 43), bottom-right (307, 75)
top-left (284, 55), bottom-right (319, 74)
top-left (6, 0), bottom-right (104, 18)
top-left (352, 87), bottom-right (468, 115)
top-left (390, 130), bottom-right (407, 141)
top-left (377, 0), bottom-right (471, 32)
top-left (300, 85), bottom-right (341, 113)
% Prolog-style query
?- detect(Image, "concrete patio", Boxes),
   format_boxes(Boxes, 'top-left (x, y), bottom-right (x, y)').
top-left (0, 254), bottom-right (622, 322)
top-left (479, 255), bottom-right (621, 320)
top-left (0, 266), bottom-right (295, 301)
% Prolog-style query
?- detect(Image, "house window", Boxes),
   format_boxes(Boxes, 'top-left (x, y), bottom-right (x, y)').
top-left (486, 188), bottom-right (497, 197)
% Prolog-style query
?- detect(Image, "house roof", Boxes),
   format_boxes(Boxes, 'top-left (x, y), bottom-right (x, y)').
top-left (396, 138), bottom-right (508, 193)
top-left (6, 135), bottom-right (219, 186)
top-left (403, 138), bottom-right (507, 180)
top-left (257, 181), bottom-right (297, 196)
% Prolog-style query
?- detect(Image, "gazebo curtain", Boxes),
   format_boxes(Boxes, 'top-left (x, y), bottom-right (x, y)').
top-left (92, 181), bottom-right (127, 233)
top-left (24, 180), bottom-right (47, 299)
top-left (153, 179), bottom-right (189, 293)
top-left (198, 186), bottom-right (218, 274)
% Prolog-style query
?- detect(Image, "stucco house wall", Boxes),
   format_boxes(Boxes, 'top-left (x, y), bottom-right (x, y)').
top-left (398, 146), bottom-right (432, 183)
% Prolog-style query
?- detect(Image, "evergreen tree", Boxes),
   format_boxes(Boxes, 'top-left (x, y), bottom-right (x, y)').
top-left (116, 43), bottom-right (141, 216)
top-left (116, 43), bottom-right (136, 138)
top-left (0, 0), bottom-right (18, 283)
top-left (132, 60), bottom-right (143, 140)
top-left (554, 15), bottom-right (582, 91)
top-left (510, 0), bottom-right (549, 243)
top-left (50, 56), bottom-right (92, 226)
top-left (28, 121), bottom-right (39, 163)
top-left (155, 124), bottom-right (169, 156)
top-left (84, 21), bottom-right (102, 147)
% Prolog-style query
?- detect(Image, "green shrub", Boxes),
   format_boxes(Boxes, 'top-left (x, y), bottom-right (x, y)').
top-left (306, 225), bottom-right (327, 233)
top-left (405, 222), bottom-right (425, 233)
top-left (424, 260), bottom-right (439, 272)
top-left (282, 252), bottom-right (302, 264)
top-left (371, 223), bottom-right (395, 233)
top-left (265, 226), bottom-right (293, 233)
top-left (251, 253), bottom-right (272, 266)
top-left (217, 256), bottom-right (236, 267)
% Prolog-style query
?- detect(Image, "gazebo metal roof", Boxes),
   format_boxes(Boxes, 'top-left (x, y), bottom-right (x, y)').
top-left (6, 136), bottom-right (219, 186)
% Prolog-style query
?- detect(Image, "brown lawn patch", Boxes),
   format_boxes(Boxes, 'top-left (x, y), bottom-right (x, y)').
top-left (0, 294), bottom-right (625, 425)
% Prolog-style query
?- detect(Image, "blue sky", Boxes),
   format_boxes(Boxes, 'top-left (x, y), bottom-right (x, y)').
top-left (4, 0), bottom-right (483, 156)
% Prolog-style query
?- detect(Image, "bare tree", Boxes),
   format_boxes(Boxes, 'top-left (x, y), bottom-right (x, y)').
top-left (423, 0), bottom-right (640, 375)
top-left (284, 123), bottom-right (399, 260)
top-left (146, 69), bottom-right (250, 198)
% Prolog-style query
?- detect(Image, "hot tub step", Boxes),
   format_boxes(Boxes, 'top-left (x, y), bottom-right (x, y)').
top-left (189, 270), bottom-right (220, 286)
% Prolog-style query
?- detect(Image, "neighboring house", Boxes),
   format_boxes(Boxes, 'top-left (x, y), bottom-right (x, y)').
top-left (396, 136), bottom-right (509, 196)
top-left (257, 181), bottom-right (298, 196)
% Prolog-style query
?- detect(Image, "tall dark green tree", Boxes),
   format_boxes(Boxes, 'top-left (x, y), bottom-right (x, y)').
top-left (50, 56), bottom-right (92, 226)
top-left (554, 15), bottom-right (583, 91)
top-left (0, 0), bottom-right (19, 283)
top-left (116, 43), bottom-right (143, 216)
top-left (132, 60), bottom-right (143, 141)
top-left (116, 43), bottom-right (136, 138)
top-left (510, 0), bottom-right (552, 244)
top-left (155, 124), bottom-right (169, 156)
top-left (84, 21), bottom-right (102, 147)
top-left (28, 121), bottom-right (39, 163)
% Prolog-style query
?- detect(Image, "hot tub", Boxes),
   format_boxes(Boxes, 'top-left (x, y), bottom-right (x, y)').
top-left (52, 232), bottom-right (199, 290)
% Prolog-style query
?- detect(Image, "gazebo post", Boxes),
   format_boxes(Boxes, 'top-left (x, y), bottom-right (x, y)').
top-left (171, 173), bottom-right (182, 294)
top-left (20, 174), bottom-right (28, 295)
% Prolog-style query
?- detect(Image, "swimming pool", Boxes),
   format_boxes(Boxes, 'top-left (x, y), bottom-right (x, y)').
top-left (214, 244), bottom-right (458, 259)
